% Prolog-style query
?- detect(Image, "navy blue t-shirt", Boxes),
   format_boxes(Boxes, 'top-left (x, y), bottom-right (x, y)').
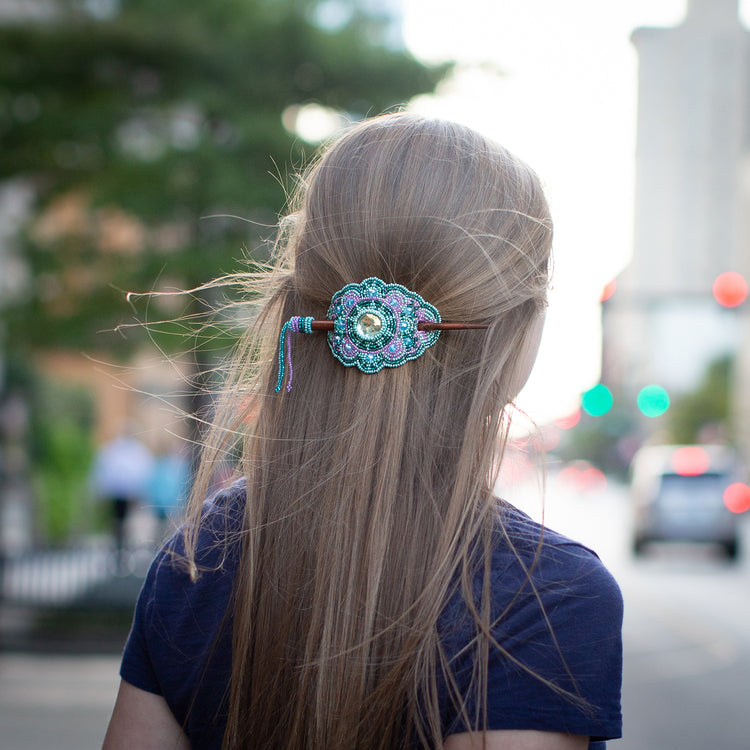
top-left (121, 483), bottom-right (623, 748)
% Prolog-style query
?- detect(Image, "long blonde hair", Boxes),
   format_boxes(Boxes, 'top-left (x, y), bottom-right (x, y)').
top-left (186, 113), bottom-right (553, 748)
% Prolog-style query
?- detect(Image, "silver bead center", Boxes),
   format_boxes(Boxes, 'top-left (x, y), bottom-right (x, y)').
top-left (356, 312), bottom-right (382, 339)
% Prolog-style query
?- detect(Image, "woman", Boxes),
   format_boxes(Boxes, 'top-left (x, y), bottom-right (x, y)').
top-left (104, 113), bottom-right (622, 749)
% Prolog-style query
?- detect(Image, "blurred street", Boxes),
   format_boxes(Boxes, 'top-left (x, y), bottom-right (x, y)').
top-left (2, 475), bottom-right (750, 748)
top-left (500, 470), bottom-right (750, 749)
top-left (0, 652), bottom-right (120, 750)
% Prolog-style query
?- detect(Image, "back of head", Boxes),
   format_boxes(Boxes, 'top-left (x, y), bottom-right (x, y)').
top-left (259, 112), bottom-right (552, 497)
top-left (194, 112), bottom-right (553, 749)
top-left (291, 112), bottom-right (550, 373)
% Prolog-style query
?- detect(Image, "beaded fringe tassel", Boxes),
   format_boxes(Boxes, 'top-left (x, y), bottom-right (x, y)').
top-left (275, 316), bottom-right (314, 392)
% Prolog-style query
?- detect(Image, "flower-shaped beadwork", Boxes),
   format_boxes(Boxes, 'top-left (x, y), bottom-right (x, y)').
top-left (326, 277), bottom-right (441, 373)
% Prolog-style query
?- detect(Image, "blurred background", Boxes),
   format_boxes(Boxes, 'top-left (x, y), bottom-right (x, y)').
top-left (1, 0), bottom-right (749, 747)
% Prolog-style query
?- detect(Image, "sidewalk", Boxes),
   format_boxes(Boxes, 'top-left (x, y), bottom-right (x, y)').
top-left (0, 652), bottom-right (120, 749)
top-left (0, 509), bottom-right (161, 747)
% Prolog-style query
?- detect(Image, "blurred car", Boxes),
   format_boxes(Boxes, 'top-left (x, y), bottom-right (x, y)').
top-left (630, 444), bottom-right (744, 559)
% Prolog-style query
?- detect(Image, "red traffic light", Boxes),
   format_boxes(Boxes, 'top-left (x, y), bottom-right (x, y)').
top-left (712, 271), bottom-right (748, 308)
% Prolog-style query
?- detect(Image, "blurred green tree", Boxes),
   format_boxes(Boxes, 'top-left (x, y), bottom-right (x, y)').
top-left (31, 376), bottom-right (96, 544)
top-left (667, 355), bottom-right (732, 445)
top-left (0, 0), bottom-right (447, 354)
top-left (555, 396), bottom-right (638, 479)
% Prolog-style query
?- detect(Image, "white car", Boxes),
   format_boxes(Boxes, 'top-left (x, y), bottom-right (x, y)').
top-left (630, 444), bottom-right (743, 559)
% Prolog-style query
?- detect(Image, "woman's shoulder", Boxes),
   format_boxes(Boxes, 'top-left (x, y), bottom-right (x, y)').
top-left (441, 499), bottom-right (623, 642)
top-left (486, 502), bottom-right (624, 651)
top-left (192, 478), bottom-right (247, 561)
top-left (493, 501), bottom-right (621, 602)
top-left (140, 479), bottom-right (246, 606)
top-left (440, 498), bottom-right (623, 684)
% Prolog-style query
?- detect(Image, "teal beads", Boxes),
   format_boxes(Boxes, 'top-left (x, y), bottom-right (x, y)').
top-left (326, 277), bottom-right (440, 373)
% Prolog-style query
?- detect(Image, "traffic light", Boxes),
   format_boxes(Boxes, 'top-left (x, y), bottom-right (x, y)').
top-left (581, 384), bottom-right (613, 417)
top-left (637, 384), bottom-right (670, 418)
top-left (712, 271), bottom-right (748, 308)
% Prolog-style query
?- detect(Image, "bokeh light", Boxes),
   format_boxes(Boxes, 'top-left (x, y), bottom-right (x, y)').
top-left (670, 446), bottom-right (710, 476)
top-left (557, 461), bottom-right (607, 493)
top-left (554, 408), bottom-right (581, 430)
top-left (581, 384), bottom-right (613, 417)
top-left (637, 384), bottom-right (670, 417)
top-left (723, 483), bottom-right (750, 514)
top-left (541, 425), bottom-right (561, 451)
top-left (712, 271), bottom-right (748, 308)
top-left (600, 279), bottom-right (617, 302)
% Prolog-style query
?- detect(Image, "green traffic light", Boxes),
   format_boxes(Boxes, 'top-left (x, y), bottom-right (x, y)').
top-left (637, 384), bottom-right (670, 417)
top-left (581, 384), bottom-right (613, 416)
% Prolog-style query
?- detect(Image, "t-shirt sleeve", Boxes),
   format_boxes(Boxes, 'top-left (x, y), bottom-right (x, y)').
top-left (119, 485), bottom-right (242, 707)
top-left (442, 536), bottom-right (623, 743)
top-left (120, 545), bottom-right (174, 695)
top-left (487, 544), bottom-right (623, 739)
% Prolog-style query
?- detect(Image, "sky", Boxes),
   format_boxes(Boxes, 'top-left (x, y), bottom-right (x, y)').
top-left (399, 0), bottom-right (742, 424)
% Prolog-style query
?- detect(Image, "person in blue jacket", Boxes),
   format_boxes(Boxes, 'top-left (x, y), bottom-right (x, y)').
top-left (104, 113), bottom-right (623, 750)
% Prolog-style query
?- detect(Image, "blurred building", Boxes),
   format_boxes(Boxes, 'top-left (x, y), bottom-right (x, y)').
top-left (603, 0), bottom-right (750, 449)
top-left (0, 0), bottom-right (56, 22)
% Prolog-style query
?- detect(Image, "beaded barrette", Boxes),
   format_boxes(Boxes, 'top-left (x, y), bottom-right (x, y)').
top-left (275, 277), bottom-right (488, 392)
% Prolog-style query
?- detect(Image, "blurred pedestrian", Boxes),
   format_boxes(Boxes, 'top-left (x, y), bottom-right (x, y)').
top-left (104, 114), bottom-right (623, 749)
top-left (146, 441), bottom-right (190, 539)
top-left (90, 427), bottom-right (153, 571)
